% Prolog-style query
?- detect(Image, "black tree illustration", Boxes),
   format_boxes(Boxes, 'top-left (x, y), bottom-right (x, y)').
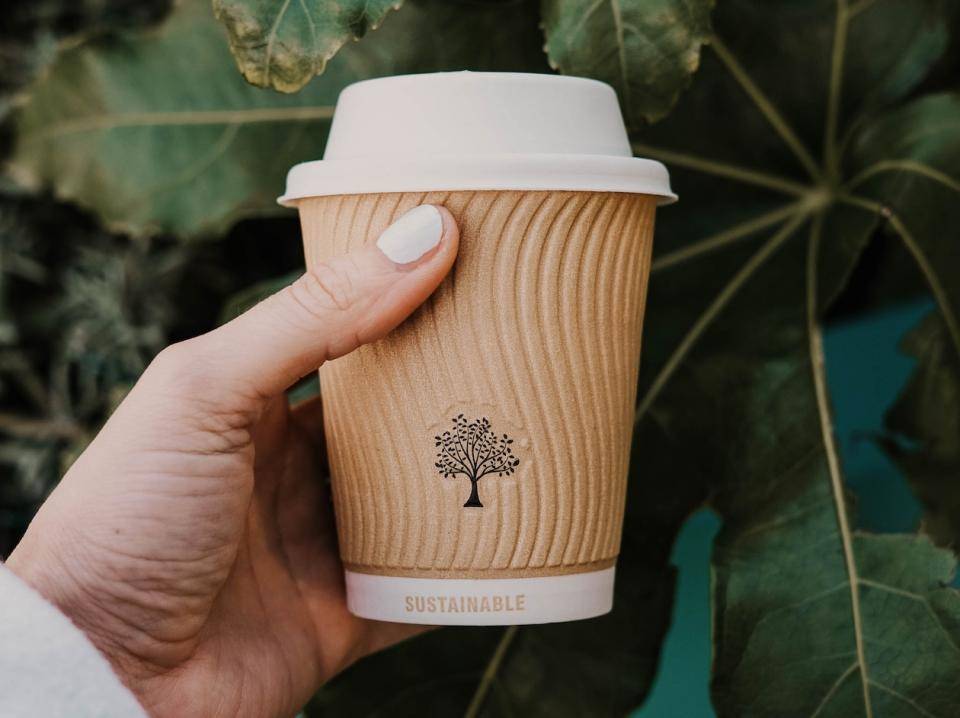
top-left (434, 415), bottom-right (520, 508)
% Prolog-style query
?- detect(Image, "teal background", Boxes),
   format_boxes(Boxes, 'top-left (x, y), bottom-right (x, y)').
top-left (634, 300), bottom-right (931, 717)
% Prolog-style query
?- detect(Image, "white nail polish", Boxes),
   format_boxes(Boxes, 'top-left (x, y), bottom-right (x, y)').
top-left (376, 205), bottom-right (443, 265)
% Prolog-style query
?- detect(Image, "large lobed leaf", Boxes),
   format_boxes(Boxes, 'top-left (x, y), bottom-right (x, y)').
top-left (665, 227), bottom-right (960, 715)
top-left (541, 0), bottom-right (715, 125)
top-left (848, 91), bottom-right (960, 366)
top-left (212, 0), bottom-right (401, 93)
top-left (851, 79), bottom-right (960, 557)
top-left (882, 314), bottom-right (960, 549)
top-left (0, 0), bottom-right (172, 118)
top-left (6, 0), bottom-right (550, 238)
top-left (8, 0), bottom-right (336, 237)
top-left (609, 0), bottom-right (960, 714)
top-left (6, 0), bottom-right (960, 714)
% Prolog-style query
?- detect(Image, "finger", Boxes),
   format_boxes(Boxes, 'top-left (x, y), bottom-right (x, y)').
top-left (169, 205), bottom-right (458, 410)
top-left (252, 394), bottom-right (291, 472)
top-left (290, 394), bottom-right (324, 442)
top-left (290, 394), bottom-right (327, 481)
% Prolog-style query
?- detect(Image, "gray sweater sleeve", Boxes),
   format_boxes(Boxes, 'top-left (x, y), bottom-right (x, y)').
top-left (0, 562), bottom-right (147, 717)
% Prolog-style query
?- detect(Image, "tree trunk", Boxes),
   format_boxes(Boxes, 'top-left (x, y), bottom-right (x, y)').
top-left (463, 478), bottom-right (483, 508)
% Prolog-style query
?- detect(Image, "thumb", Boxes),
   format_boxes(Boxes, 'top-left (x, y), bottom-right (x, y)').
top-left (170, 204), bottom-right (458, 407)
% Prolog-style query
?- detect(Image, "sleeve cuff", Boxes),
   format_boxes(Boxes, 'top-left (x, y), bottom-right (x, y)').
top-left (0, 561), bottom-right (147, 717)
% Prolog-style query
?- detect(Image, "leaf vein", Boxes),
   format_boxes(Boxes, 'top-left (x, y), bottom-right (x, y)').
top-left (21, 106), bottom-right (336, 143)
top-left (464, 625), bottom-right (518, 718)
top-left (869, 681), bottom-right (938, 718)
top-left (806, 215), bottom-right (873, 717)
top-left (710, 35), bottom-right (822, 181)
top-left (810, 661), bottom-right (859, 718)
top-left (652, 201), bottom-right (808, 272)
top-left (847, 160), bottom-right (960, 196)
top-left (636, 211), bottom-right (808, 422)
top-left (858, 578), bottom-right (960, 658)
top-left (263, 0), bottom-right (294, 87)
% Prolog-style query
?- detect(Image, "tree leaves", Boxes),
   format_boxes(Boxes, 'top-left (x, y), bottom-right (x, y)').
top-left (212, 0), bottom-right (401, 93)
top-left (0, 0), bottom-right (173, 118)
top-left (631, 193), bottom-right (960, 715)
top-left (0, 192), bottom-right (223, 553)
top-left (882, 314), bottom-right (960, 549)
top-left (848, 88), bottom-right (960, 550)
top-left (541, 0), bottom-right (715, 125)
top-left (589, 0), bottom-right (960, 713)
top-left (6, 0), bottom-right (550, 238)
top-left (4, 0), bottom-right (960, 714)
top-left (8, 0), bottom-right (335, 237)
top-left (847, 91), bottom-right (960, 365)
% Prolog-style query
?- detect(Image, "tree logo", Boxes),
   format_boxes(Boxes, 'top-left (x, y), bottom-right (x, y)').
top-left (434, 415), bottom-right (520, 508)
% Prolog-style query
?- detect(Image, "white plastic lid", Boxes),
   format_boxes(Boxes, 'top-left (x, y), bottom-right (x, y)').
top-left (278, 72), bottom-right (676, 206)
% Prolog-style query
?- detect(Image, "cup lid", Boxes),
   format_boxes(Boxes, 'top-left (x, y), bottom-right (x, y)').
top-left (278, 72), bottom-right (676, 206)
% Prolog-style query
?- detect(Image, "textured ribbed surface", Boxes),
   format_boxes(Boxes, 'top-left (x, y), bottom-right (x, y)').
top-left (299, 190), bottom-right (656, 578)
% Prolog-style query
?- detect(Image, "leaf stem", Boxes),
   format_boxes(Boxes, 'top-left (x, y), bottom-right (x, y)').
top-left (709, 36), bottom-right (822, 182)
top-left (635, 211), bottom-right (809, 423)
top-left (805, 213), bottom-right (873, 718)
top-left (464, 625), bottom-right (518, 718)
top-left (630, 143), bottom-right (810, 196)
top-left (838, 194), bottom-right (960, 365)
top-left (21, 106), bottom-right (336, 143)
top-left (824, 0), bottom-right (850, 182)
top-left (0, 412), bottom-right (84, 441)
top-left (262, 0), bottom-right (294, 88)
top-left (845, 160), bottom-right (960, 195)
top-left (652, 200), bottom-right (808, 272)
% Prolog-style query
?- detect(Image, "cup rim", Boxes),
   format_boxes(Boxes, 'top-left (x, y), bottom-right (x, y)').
top-left (338, 70), bottom-right (614, 96)
top-left (278, 152), bottom-right (677, 206)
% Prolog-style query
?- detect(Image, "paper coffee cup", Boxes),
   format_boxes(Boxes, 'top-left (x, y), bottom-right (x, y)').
top-left (280, 72), bottom-right (674, 625)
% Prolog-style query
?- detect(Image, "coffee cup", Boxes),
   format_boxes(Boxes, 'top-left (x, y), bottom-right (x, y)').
top-left (279, 71), bottom-right (674, 625)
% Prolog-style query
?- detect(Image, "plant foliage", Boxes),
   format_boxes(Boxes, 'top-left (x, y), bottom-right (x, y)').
top-left (2, 0), bottom-right (960, 715)
top-left (213, 0), bottom-right (402, 93)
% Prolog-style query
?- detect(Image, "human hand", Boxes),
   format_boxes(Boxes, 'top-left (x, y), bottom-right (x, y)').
top-left (7, 205), bottom-right (459, 717)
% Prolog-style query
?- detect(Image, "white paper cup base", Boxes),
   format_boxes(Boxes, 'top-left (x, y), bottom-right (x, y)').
top-left (345, 566), bottom-right (615, 625)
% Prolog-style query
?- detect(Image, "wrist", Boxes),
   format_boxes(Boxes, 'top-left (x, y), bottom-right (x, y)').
top-left (6, 530), bottom-right (148, 692)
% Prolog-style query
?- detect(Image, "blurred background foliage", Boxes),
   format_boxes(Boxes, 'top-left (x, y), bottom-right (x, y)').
top-left (1, 0), bottom-right (959, 715)
top-left (0, 0), bottom-right (308, 551)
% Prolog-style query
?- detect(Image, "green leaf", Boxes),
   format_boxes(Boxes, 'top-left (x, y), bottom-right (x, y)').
top-left (7, 0), bottom-right (550, 238)
top-left (882, 313), bottom-right (960, 549)
top-left (594, 0), bottom-right (960, 713)
top-left (846, 91), bottom-right (960, 553)
top-left (637, 201), bottom-right (960, 715)
top-left (212, 0), bottom-right (401, 93)
top-left (541, 0), bottom-right (715, 125)
top-left (629, 0), bottom-right (958, 483)
top-left (8, 0), bottom-right (335, 237)
top-left (7, 0), bottom-right (960, 713)
top-left (718, 526), bottom-right (960, 715)
top-left (847, 92), bottom-right (960, 366)
top-left (0, 0), bottom-right (172, 119)
top-left (0, 192), bottom-right (216, 553)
